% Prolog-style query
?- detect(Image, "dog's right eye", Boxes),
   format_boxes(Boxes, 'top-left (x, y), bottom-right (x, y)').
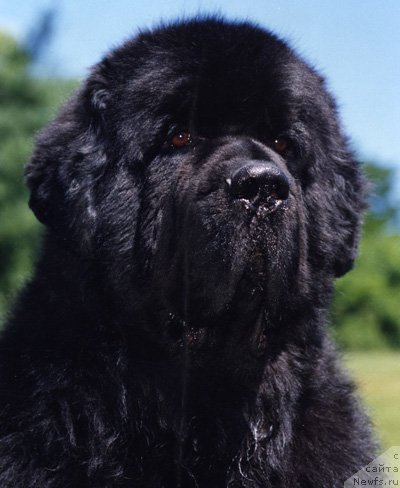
top-left (273, 137), bottom-right (289, 154)
top-left (170, 132), bottom-right (192, 148)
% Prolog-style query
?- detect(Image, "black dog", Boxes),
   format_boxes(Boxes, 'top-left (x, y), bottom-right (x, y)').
top-left (0, 18), bottom-right (376, 487)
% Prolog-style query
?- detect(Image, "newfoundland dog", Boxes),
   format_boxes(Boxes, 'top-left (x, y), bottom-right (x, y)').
top-left (0, 17), bottom-right (376, 487)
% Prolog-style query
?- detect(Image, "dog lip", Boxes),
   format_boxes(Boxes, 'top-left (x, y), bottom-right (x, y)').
top-left (250, 310), bottom-right (268, 357)
top-left (251, 328), bottom-right (267, 357)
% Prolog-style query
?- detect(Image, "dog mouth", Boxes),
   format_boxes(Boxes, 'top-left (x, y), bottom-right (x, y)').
top-left (164, 312), bottom-right (209, 350)
top-left (155, 234), bottom-right (273, 360)
top-left (164, 309), bottom-right (268, 358)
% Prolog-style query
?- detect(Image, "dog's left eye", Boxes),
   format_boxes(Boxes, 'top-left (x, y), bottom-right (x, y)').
top-left (273, 137), bottom-right (289, 154)
top-left (171, 132), bottom-right (192, 148)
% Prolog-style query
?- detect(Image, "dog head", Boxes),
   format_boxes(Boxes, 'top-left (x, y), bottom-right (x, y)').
top-left (25, 19), bottom-right (366, 367)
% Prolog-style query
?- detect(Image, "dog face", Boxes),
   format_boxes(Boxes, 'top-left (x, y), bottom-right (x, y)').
top-left (25, 19), bottom-right (366, 370)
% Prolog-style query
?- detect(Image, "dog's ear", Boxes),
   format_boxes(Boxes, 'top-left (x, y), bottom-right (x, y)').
top-left (331, 198), bottom-right (363, 278)
top-left (25, 62), bottom-right (110, 241)
top-left (322, 155), bottom-right (367, 278)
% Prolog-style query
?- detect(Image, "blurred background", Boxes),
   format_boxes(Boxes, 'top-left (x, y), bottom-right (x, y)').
top-left (1, 0), bottom-right (399, 449)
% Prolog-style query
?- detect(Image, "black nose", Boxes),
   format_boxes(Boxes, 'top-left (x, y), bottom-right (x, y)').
top-left (227, 161), bottom-right (289, 203)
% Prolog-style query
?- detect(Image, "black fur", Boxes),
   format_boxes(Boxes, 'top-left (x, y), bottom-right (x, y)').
top-left (0, 18), bottom-right (376, 487)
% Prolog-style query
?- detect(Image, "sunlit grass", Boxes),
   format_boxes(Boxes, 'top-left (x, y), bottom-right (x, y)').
top-left (344, 351), bottom-right (400, 450)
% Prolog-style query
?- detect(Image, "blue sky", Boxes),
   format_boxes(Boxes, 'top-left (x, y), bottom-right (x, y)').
top-left (1, 0), bottom-right (399, 174)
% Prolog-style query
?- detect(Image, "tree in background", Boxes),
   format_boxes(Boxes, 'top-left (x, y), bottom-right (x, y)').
top-left (332, 164), bottom-right (400, 349)
top-left (0, 30), bottom-right (76, 321)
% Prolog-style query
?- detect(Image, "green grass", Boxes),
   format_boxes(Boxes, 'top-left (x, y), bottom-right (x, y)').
top-left (344, 351), bottom-right (400, 449)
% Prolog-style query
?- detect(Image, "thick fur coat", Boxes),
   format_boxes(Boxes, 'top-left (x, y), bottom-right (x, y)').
top-left (0, 18), bottom-right (376, 487)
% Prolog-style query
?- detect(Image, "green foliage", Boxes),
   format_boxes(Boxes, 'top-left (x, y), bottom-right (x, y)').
top-left (0, 31), bottom-right (76, 322)
top-left (363, 163), bottom-right (399, 233)
top-left (332, 233), bottom-right (400, 349)
top-left (332, 163), bottom-right (400, 350)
